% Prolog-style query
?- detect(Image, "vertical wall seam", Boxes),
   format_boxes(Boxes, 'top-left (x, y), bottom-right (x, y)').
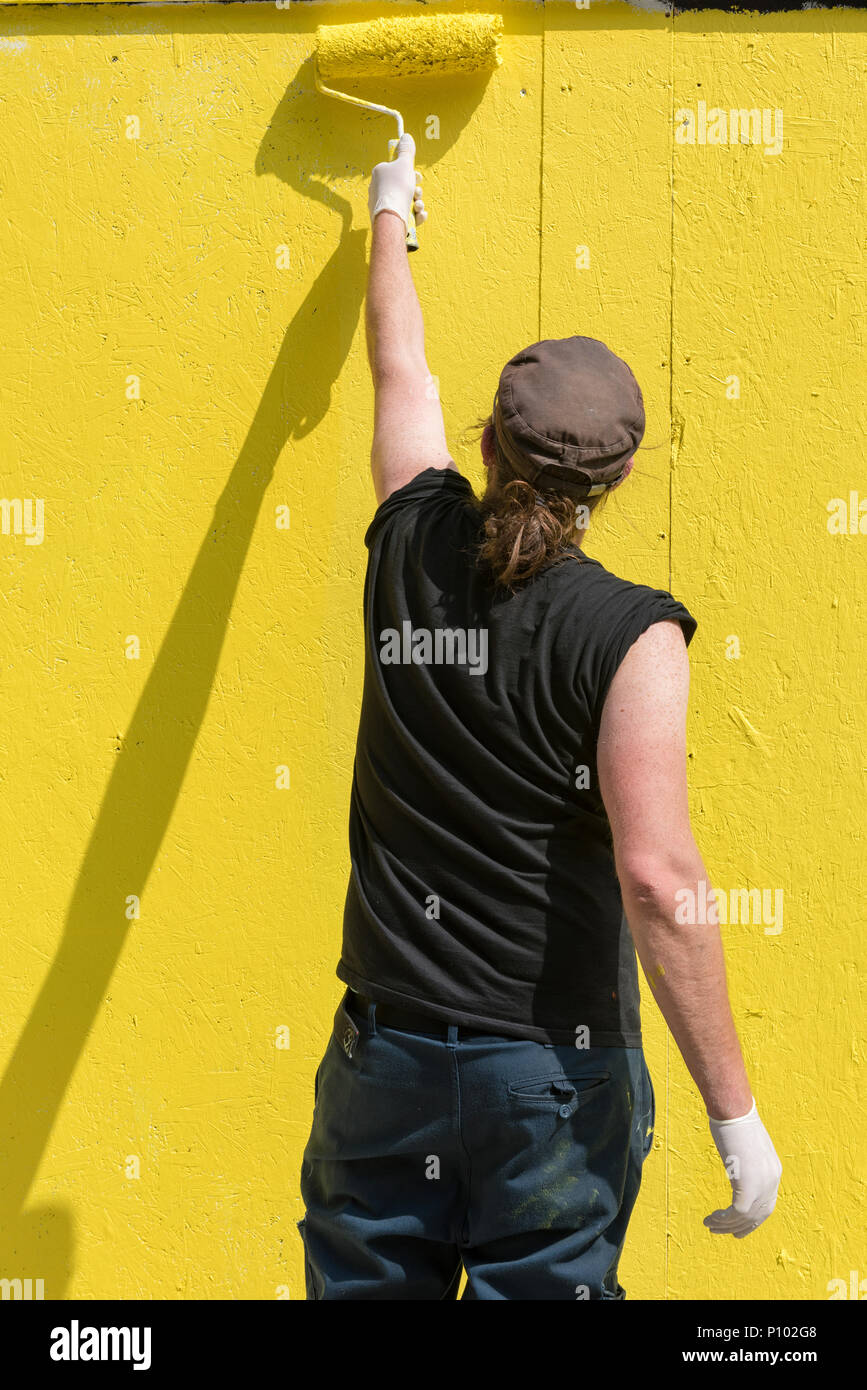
top-left (538, 3), bottom-right (546, 341)
top-left (665, 1), bottom-right (676, 1306)
top-left (668, 13), bottom-right (676, 600)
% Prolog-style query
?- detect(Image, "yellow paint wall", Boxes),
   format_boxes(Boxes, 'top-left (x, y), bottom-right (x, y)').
top-left (0, 0), bottom-right (863, 1300)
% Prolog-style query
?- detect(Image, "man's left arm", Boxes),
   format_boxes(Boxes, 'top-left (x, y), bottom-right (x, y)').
top-left (365, 135), bottom-right (457, 505)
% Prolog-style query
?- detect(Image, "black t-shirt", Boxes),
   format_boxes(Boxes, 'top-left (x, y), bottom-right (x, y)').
top-left (337, 467), bottom-right (697, 1045)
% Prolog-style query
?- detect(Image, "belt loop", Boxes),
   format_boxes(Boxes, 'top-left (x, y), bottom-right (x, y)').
top-left (446, 1024), bottom-right (459, 1048)
top-left (367, 998), bottom-right (377, 1036)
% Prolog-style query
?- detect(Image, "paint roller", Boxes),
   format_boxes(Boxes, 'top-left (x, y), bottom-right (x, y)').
top-left (314, 13), bottom-right (503, 252)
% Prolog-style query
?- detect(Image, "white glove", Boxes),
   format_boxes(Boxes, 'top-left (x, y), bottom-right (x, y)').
top-left (704, 1098), bottom-right (783, 1239)
top-left (368, 132), bottom-right (427, 235)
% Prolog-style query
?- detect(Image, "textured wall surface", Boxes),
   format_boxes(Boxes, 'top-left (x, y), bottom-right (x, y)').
top-left (0, 0), bottom-right (863, 1301)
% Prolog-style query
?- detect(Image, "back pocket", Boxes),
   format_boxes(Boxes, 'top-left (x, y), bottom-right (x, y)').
top-left (508, 1070), bottom-right (610, 1113)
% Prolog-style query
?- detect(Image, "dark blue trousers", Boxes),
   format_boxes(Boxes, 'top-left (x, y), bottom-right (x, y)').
top-left (298, 988), bottom-right (654, 1300)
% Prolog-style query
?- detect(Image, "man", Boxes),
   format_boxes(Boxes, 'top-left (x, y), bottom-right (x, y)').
top-left (296, 135), bottom-right (782, 1300)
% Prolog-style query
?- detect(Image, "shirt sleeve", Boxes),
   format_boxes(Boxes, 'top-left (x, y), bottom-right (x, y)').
top-left (364, 466), bottom-right (473, 550)
top-left (591, 585), bottom-right (698, 734)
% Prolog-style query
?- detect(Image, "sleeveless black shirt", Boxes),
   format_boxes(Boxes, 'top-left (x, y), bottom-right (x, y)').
top-left (337, 468), bottom-right (697, 1045)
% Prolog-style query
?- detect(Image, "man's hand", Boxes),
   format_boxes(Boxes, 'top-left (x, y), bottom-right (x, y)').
top-left (704, 1099), bottom-right (783, 1238)
top-left (368, 132), bottom-right (427, 236)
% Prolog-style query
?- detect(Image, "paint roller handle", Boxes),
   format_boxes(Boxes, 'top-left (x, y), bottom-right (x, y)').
top-left (369, 133), bottom-right (426, 253)
top-left (387, 138), bottom-right (422, 252)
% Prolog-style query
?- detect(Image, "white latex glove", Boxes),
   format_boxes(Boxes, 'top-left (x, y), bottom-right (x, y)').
top-left (368, 132), bottom-right (427, 235)
top-left (704, 1098), bottom-right (783, 1239)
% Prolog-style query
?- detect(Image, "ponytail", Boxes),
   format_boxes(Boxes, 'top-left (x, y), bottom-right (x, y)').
top-left (477, 477), bottom-right (587, 590)
top-left (466, 415), bottom-right (610, 592)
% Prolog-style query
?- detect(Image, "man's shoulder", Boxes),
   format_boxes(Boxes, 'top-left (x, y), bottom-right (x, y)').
top-left (364, 466), bottom-right (476, 550)
top-left (545, 551), bottom-right (695, 643)
top-left (556, 548), bottom-right (672, 602)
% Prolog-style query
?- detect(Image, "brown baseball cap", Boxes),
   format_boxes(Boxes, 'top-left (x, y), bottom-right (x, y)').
top-left (492, 336), bottom-right (645, 500)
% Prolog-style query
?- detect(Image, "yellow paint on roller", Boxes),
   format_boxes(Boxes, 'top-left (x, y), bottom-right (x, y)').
top-left (315, 13), bottom-right (503, 82)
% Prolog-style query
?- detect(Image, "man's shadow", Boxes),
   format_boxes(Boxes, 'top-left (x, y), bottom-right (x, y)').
top-left (0, 65), bottom-right (370, 1301)
top-left (0, 53), bottom-right (489, 1299)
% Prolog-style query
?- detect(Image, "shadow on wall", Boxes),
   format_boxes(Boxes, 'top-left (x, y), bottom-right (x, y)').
top-left (0, 48), bottom-right (490, 1300)
top-left (0, 95), bottom-right (372, 1303)
top-left (259, 55), bottom-right (488, 189)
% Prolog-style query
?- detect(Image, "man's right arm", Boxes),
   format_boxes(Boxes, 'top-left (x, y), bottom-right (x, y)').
top-left (596, 618), bottom-right (782, 1235)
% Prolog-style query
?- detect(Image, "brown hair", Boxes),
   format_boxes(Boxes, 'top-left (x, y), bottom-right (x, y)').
top-left (463, 415), bottom-right (613, 592)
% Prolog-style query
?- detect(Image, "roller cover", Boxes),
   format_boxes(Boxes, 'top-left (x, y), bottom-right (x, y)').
top-left (315, 13), bottom-right (503, 81)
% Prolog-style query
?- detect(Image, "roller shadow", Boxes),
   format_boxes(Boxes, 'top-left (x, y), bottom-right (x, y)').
top-left (0, 92), bottom-right (367, 1299)
top-left (258, 55), bottom-right (492, 187)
